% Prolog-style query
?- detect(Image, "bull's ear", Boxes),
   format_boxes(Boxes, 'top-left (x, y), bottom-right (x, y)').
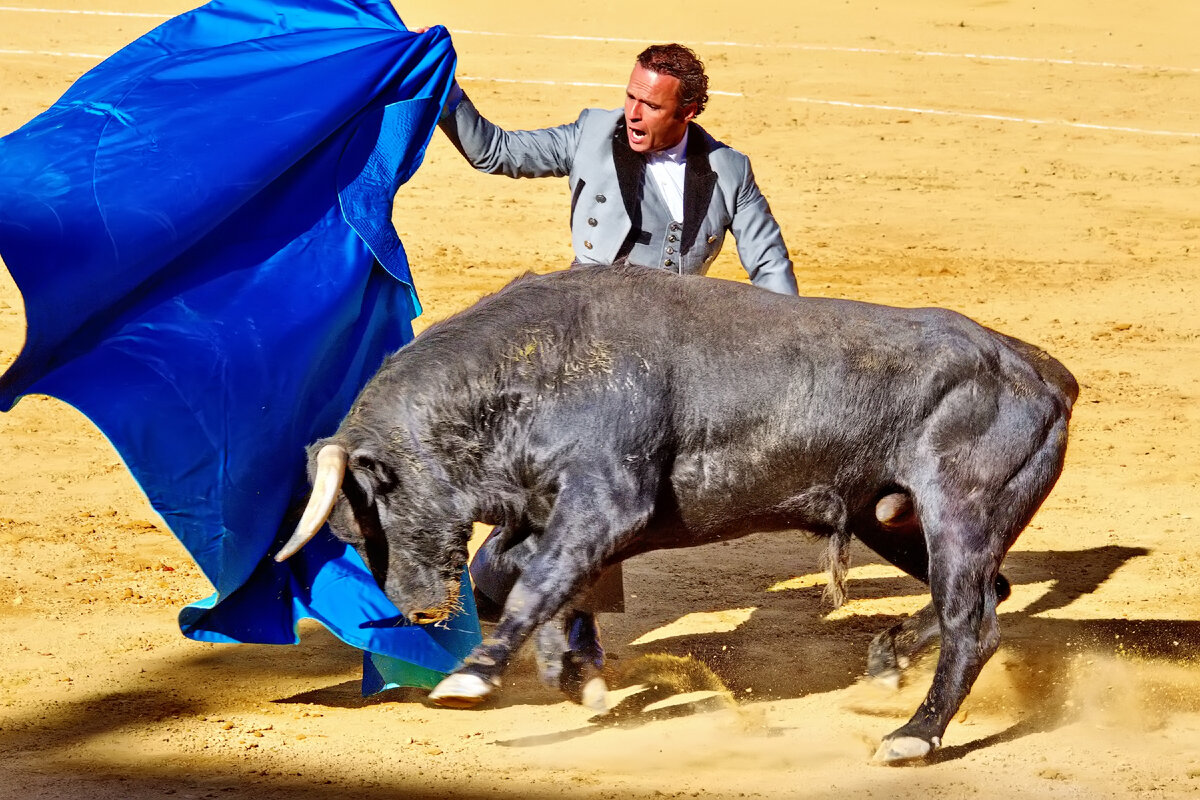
top-left (338, 452), bottom-right (392, 543)
top-left (348, 452), bottom-right (399, 496)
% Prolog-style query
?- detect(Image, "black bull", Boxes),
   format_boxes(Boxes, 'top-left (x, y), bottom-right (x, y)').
top-left (276, 265), bottom-right (1077, 763)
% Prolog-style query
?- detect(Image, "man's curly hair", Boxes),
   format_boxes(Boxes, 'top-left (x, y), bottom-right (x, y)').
top-left (636, 43), bottom-right (709, 117)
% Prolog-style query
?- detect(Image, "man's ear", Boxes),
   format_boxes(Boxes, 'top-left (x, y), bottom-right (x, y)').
top-left (680, 102), bottom-right (698, 123)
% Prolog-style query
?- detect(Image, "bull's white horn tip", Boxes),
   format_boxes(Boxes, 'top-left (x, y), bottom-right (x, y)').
top-left (275, 443), bottom-right (349, 562)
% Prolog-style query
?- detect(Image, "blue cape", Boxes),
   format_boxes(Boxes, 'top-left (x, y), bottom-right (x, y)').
top-left (0, 0), bottom-right (481, 692)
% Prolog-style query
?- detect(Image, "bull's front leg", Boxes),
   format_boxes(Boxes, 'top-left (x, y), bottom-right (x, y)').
top-left (469, 523), bottom-right (537, 622)
top-left (428, 474), bottom-right (652, 710)
top-left (427, 567), bottom-right (585, 708)
top-left (469, 527), bottom-right (612, 705)
top-left (533, 608), bottom-right (607, 710)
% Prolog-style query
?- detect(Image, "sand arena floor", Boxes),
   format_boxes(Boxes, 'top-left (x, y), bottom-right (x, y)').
top-left (1, 1), bottom-right (1199, 797)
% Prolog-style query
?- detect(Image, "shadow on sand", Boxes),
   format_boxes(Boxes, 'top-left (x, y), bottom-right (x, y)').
top-left (2, 538), bottom-right (1196, 786)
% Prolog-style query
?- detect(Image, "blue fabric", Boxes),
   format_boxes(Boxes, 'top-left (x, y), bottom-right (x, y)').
top-left (0, 0), bottom-right (481, 691)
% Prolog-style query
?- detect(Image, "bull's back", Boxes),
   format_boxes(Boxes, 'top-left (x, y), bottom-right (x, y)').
top-left (405, 264), bottom-right (1075, 464)
top-left (412, 265), bottom-right (1075, 428)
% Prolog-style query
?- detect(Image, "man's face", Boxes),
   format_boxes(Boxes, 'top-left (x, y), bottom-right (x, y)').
top-left (624, 63), bottom-right (696, 153)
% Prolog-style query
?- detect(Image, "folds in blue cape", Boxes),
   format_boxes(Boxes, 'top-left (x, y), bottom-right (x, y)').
top-left (0, 0), bottom-right (481, 692)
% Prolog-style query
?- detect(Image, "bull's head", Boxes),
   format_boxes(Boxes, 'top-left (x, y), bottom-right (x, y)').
top-left (274, 442), bottom-right (468, 625)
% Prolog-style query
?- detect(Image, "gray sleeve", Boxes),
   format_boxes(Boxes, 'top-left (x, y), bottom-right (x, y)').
top-left (439, 90), bottom-right (583, 179)
top-left (729, 160), bottom-right (798, 296)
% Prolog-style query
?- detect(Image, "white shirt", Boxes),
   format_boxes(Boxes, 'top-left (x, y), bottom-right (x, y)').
top-left (644, 130), bottom-right (688, 223)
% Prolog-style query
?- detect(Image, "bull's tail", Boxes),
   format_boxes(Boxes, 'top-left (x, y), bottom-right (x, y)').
top-left (821, 526), bottom-right (852, 608)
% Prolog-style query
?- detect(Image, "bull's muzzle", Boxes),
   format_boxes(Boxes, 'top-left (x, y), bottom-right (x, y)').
top-left (408, 609), bottom-right (451, 625)
top-left (400, 578), bottom-right (465, 627)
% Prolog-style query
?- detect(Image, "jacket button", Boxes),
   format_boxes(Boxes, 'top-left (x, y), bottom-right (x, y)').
top-left (707, 234), bottom-right (718, 244)
top-left (595, 194), bottom-right (606, 203)
top-left (664, 258), bottom-right (674, 267)
top-left (584, 240), bottom-right (593, 249)
top-left (668, 234), bottom-right (677, 243)
top-left (669, 222), bottom-right (681, 232)
top-left (666, 247), bottom-right (675, 255)
top-left (588, 217), bottom-right (598, 227)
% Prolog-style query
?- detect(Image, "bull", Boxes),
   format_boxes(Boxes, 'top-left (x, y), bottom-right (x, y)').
top-left (276, 264), bottom-right (1077, 763)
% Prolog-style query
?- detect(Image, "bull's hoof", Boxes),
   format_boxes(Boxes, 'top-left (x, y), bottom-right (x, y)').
top-left (427, 673), bottom-right (496, 709)
top-left (869, 668), bottom-right (901, 691)
top-left (872, 735), bottom-right (937, 765)
top-left (866, 628), bottom-right (909, 684)
top-left (580, 676), bottom-right (610, 713)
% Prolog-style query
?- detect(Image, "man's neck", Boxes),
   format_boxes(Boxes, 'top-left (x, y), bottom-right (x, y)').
top-left (645, 129), bottom-right (689, 163)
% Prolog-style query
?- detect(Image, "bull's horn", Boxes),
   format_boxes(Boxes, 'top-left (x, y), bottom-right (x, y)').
top-left (274, 444), bottom-right (348, 562)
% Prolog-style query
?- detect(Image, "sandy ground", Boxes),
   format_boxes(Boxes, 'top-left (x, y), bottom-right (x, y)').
top-left (2, 1), bottom-right (1200, 797)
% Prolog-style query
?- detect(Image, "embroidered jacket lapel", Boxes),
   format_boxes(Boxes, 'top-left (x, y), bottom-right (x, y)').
top-left (612, 119), bottom-right (643, 232)
top-left (682, 122), bottom-right (717, 259)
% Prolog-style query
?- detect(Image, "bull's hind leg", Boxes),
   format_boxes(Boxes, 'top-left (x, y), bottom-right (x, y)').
top-left (866, 576), bottom-right (1011, 688)
top-left (852, 498), bottom-right (935, 685)
top-left (874, 409), bottom-right (1070, 763)
top-left (854, 494), bottom-right (1012, 688)
top-left (533, 608), bottom-right (608, 710)
top-left (873, 510), bottom-right (1006, 763)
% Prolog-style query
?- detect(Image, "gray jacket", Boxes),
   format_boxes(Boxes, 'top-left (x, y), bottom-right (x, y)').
top-left (440, 94), bottom-right (798, 295)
